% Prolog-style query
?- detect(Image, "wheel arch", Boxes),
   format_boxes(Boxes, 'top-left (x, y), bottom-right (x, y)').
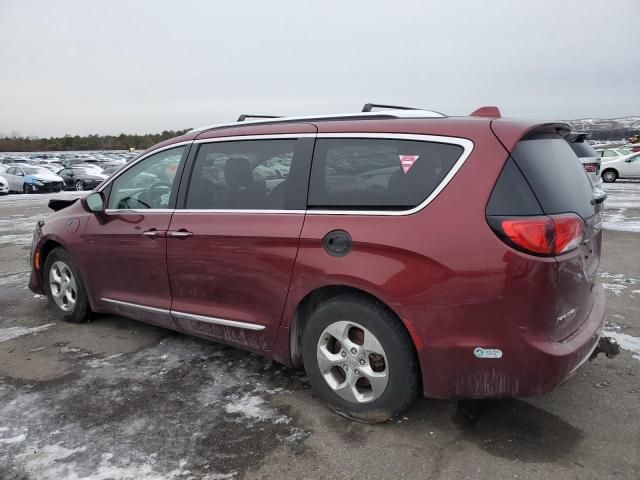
top-left (288, 284), bottom-right (422, 375)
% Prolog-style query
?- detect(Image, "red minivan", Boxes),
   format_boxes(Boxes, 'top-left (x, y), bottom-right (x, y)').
top-left (29, 104), bottom-right (606, 422)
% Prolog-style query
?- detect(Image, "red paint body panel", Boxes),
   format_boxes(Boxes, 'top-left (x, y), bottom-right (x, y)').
top-left (166, 212), bottom-right (304, 350)
top-left (28, 115), bottom-right (606, 401)
top-left (84, 212), bottom-right (177, 330)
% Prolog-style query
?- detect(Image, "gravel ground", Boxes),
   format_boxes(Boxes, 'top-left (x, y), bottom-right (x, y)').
top-left (0, 183), bottom-right (638, 480)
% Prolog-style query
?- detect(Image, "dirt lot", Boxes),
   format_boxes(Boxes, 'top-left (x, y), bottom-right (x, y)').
top-left (1, 185), bottom-right (638, 480)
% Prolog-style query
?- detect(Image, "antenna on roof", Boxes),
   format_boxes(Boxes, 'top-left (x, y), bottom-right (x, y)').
top-left (362, 103), bottom-right (419, 112)
top-left (469, 106), bottom-right (501, 118)
top-left (237, 114), bottom-right (282, 122)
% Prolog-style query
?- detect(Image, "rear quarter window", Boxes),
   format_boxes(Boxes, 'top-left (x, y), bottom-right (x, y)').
top-left (308, 138), bottom-right (464, 209)
top-left (511, 134), bottom-right (595, 219)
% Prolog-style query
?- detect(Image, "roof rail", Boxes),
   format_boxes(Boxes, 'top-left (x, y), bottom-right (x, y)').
top-left (189, 109), bottom-right (446, 134)
top-left (237, 114), bottom-right (281, 122)
top-left (362, 103), bottom-right (420, 112)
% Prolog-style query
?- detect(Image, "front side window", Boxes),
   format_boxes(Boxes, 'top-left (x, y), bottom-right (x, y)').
top-left (185, 139), bottom-right (300, 210)
top-left (107, 146), bottom-right (185, 209)
top-left (308, 138), bottom-right (464, 209)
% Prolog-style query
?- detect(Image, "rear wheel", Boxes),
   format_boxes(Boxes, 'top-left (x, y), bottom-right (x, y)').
top-left (301, 294), bottom-right (419, 423)
top-left (75, 180), bottom-right (84, 191)
top-left (43, 248), bottom-right (89, 323)
top-left (602, 169), bottom-right (617, 183)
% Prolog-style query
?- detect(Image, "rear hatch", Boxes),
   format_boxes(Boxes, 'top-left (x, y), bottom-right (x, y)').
top-left (488, 127), bottom-right (604, 341)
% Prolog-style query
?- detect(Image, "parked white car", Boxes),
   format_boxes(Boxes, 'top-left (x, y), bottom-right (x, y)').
top-left (0, 174), bottom-right (9, 194)
top-left (601, 151), bottom-right (640, 182)
top-left (596, 147), bottom-right (631, 161)
top-left (2, 165), bottom-right (65, 193)
top-left (567, 133), bottom-right (602, 187)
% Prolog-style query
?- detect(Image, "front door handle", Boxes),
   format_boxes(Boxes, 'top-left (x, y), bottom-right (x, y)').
top-left (167, 230), bottom-right (193, 239)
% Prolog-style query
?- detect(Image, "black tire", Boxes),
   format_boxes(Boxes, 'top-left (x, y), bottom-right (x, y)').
top-left (602, 169), bottom-right (617, 183)
top-left (301, 294), bottom-right (419, 423)
top-left (43, 247), bottom-right (90, 323)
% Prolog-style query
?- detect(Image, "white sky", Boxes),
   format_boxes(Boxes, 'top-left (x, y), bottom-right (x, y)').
top-left (0, 0), bottom-right (638, 137)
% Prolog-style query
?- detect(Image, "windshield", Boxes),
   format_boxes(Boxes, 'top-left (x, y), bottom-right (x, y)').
top-left (23, 167), bottom-right (51, 175)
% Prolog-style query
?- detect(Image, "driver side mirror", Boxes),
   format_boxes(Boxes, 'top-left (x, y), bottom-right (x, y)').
top-left (85, 192), bottom-right (105, 213)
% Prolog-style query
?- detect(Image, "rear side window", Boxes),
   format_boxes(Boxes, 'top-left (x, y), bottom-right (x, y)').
top-left (569, 141), bottom-right (598, 159)
top-left (510, 134), bottom-right (595, 219)
top-left (308, 138), bottom-right (463, 209)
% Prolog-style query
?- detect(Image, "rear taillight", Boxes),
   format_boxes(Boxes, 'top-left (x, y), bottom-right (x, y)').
top-left (583, 163), bottom-right (597, 173)
top-left (488, 214), bottom-right (584, 256)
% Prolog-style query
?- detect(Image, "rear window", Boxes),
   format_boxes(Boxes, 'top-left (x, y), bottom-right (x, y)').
top-left (569, 141), bottom-right (598, 159)
top-left (511, 134), bottom-right (595, 219)
top-left (308, 138), bottom-right (463, 209)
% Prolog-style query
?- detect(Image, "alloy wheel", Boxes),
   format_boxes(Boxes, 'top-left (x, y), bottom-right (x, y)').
top-left (75, 181), bottom-right (84, 191)
top-left (316, 320), bottom-right (389, 403)
top-left (49, 261), bottom-right (77, 312)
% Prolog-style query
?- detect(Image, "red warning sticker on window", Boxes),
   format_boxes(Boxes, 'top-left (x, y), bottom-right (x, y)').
top-left (399, 155), bottom-right (419, 173)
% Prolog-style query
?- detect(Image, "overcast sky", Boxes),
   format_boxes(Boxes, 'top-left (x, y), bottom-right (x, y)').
top-left (0, 0), bottom-right (638, 137)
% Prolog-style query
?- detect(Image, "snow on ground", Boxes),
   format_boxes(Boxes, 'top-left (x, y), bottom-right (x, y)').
top-left (601, 181), bottom-right (640, 233)
top-left (0, 323), bottom-right (55, 343)
top-left (603, 321), bottom-right (640, 362)
top-left (0, 334), bottom-right (308, 479)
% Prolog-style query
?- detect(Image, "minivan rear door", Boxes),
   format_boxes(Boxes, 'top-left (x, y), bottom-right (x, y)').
top-left (166, 126), bottom-right (316, 350)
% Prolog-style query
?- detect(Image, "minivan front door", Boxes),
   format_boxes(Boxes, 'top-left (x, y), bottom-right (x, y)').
top-left (166, 130), bottom-right (315, 350)
top-left (84, 144), bottom-right (189, 329)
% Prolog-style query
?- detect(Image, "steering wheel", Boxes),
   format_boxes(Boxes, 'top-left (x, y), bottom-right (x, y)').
top-left (143, 181), bottom-right (172, 208)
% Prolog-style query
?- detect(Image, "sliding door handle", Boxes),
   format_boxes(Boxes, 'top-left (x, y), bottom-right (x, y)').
top-left (167, 230), bottom-right (193, 239)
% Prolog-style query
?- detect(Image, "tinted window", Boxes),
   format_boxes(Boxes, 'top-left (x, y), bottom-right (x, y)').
top-left (486, 158), bottom-right (543, 216)
top-left (511, 134), bottom-right (595, 219)
top-left (569, 141), bottom-right (598, 158)
top-left (185, 139), bottom-right (304, 210)
top-left (108, 146), bottom-right (185, 209)
top-left (602, 150), bottom-right (617, 157)
top-left (308, 138), bottom-right (463, 209)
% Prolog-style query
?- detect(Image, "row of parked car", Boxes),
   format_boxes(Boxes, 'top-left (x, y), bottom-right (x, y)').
top-left (0, 151), bottom-right (136, 194)
top-left (567, 137), bottom-right (640, 185)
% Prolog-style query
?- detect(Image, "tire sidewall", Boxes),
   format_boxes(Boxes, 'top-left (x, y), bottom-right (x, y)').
top-left (43, 248), bottom-right (89, 323)
top-left (301, 296), bottom-right (418, 422)
top-left (75, 181), bottom-right (84, 191)
top-left (602, 169), bottom-right (617, 183)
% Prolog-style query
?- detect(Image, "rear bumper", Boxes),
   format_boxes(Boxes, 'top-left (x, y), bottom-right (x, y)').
top-left (402, 283), bottom-right (606, 399)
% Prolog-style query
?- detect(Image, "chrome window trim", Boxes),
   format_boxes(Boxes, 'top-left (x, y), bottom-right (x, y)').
top-left (101, 298), bottom-right (266, 331)
top-left (175, 209), bottom-right (305, 215)
top-left (99, 133), bottom-right (473, 217)
top-left (308, 133), bottom-right (473, 216)
top-left (172, 310), bottom-right (265, 331)
top-left (194, 133), bottom-right (315, 143)
top-left (104, 209), bottom-right (174, 214)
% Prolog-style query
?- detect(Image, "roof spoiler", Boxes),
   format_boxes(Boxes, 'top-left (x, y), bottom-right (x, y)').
top-left (469, 106), bottom-right (501, 118)
top-left (237, 114), bottom-right (281, 122)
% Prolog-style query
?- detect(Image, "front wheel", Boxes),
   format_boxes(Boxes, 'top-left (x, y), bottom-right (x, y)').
top-left (43, 248), bottom-right (90, 323)
top-left (602, 169), bottom-right (617, 183)
top-left (301, 294), bottom-right (419, 423)
top-left (75, 180), bottom-right (84, 191)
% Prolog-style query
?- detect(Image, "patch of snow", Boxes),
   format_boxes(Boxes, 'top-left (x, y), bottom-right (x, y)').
top-left (603, 328), bottom-right (640, 363)
top-left (0, 323), bottom-right (55, 343)
top-left (601, 283), bottom-right (627, 296)
top-left (0, 433), bottom-right (26, 444)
